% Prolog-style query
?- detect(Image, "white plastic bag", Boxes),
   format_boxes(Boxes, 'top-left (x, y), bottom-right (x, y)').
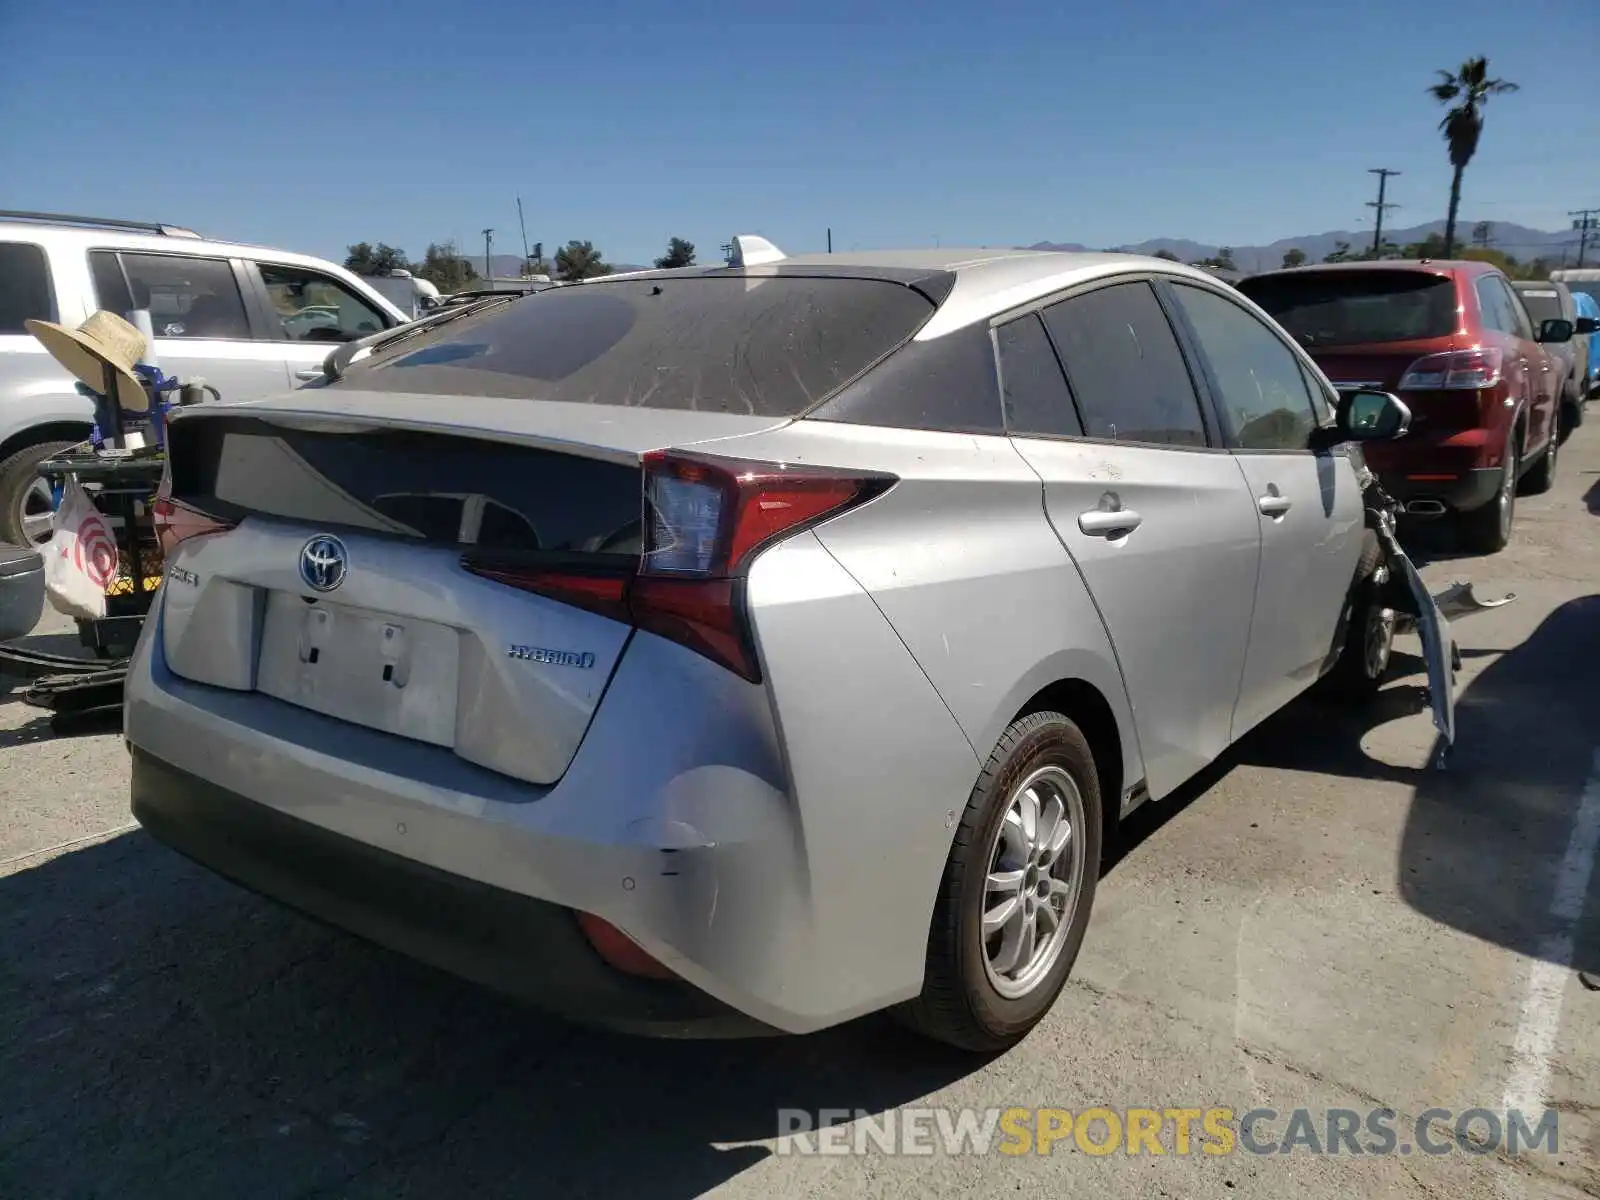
top-left (42, 478), bottom-right (115, 621)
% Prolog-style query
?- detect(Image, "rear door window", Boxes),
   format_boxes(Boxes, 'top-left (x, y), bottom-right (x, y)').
top-left (91, 251), bottom-right (252, 340)
top-left (0, 242), bottom-right (56, 332)
top-left (1041, 281), bottom-right (1210, 447)
top-left (996, 313), bottom-right (1082, 438)
top-left (1475, 276), bottom-right (1513, 334)
top-left (1513, 287), bottom-right (1563, 327)
top-left (349, 274), bottom-right (937, 417)
top-left (1240, 271), bottom-right (1459, 347)
top-left (1497, 279), bottom-right (1534, 340)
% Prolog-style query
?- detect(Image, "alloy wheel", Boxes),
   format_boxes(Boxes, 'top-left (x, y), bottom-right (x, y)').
top-left (981, 765), bottom-right (1088, 1000)
top-left (1497, 440), bottom-right (1517, 544)
top-left (16, 477), bottom-right (54, 546)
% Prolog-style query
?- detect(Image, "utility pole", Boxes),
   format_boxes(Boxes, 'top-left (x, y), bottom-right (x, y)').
top-left (482, 228), bottom-right (494, 280)
top-left (826, 227), bottom-right (833, 254)
top-left (516, 199), bottom-right (529, 261)
top-left (1570, 208), bottom-right (1600, 268)
top-left (1366, 169), bottom-right (1401, 257)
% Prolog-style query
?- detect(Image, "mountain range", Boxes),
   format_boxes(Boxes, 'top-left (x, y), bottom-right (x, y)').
top-left (465, 221), bottom-right (1581, 279)
top-left (1027, 220), bottom-right (1582, 272)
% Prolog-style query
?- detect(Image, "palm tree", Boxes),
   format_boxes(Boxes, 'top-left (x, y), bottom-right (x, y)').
top-left (1429, 57), bottom-right (1518, 258)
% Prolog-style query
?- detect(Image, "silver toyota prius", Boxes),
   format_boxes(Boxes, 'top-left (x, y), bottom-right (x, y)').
top-left (127, 243), bottom-right (1408, 1051)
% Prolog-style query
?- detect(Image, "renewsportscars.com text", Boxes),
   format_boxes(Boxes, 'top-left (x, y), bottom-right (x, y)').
top-left (775, 1106), bottom-right (1559, 1157)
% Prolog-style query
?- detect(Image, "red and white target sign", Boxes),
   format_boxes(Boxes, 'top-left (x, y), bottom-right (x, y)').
top-left (73, 508), bottom-right (119, 590)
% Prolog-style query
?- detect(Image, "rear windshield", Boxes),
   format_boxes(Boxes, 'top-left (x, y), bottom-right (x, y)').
top-left (338, 275), bottom-right (936, 417)
top-left (1239, 271), bottom-right (1459, 349)
top-left (1514, 287), bottom-right (1563, 325)
top-left (1563, 281), bottom-right (1600, 310)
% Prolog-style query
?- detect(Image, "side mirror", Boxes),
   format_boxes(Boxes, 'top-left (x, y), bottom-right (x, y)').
top-left (1574, 317), bottom-right (1599, 336)
top-left (1311, 388), bottom-right (1411, 449)
top-left (1537, 317), bottom-right (1574, 344)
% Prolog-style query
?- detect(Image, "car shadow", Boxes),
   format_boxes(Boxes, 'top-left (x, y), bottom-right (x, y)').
top-left (1201, 596), bottom-right (1600, 976)
top-left (0, 831), bottom-right (989, 1199)
top-left (1584, 476), bottom-right (1600, 516)
top-left (1108, 596), bottom-right (1600, 977)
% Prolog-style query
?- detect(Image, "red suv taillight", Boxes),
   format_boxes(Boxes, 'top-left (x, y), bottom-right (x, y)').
top-left (1398, 347), bottom-right (1504, 390)
top-left (463, 451), bottom-right (894, 682)
top-left (152, 471), bottom-right (236, 557)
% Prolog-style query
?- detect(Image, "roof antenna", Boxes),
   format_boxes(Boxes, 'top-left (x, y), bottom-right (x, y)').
top-left (726, 234), bottom-right (786, 267)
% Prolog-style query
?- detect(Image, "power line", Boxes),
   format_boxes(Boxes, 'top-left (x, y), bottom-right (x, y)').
top-left (1570, 208), bottom-right (1600, 268)
top-left (1366, 169), bottom-right (1401, 256)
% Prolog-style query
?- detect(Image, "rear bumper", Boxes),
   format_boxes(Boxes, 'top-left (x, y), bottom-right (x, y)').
top-left (131, 748), bottom-right (768, 1037)
top-left (123, 531), bottom-right (979, 1035)
top-left (1360, 423), bottom-right (1505, 515)
top-left (1375, 467), bottom-right (1503, 515)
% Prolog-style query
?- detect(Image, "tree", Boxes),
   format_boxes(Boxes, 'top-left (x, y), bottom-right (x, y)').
top-left (1323, 241), bottom-right (1357, 263)
top-left (413, 242), bottom-right (478, 293)
top-left (654, 237), bottom-right (696, 269)
top-left (1152, 249), bottom-right (1181, 262)
top-left (345, 242), bottom-right (410, 276)
top-left (1429, 57), bottom-right (1518, 258)
top-left (1191, 247), bottom-right (1237, 272)
top-left (555, 240), bottom-right (609, 281)
top-left (1281, 248), bottom-right (1307, 269)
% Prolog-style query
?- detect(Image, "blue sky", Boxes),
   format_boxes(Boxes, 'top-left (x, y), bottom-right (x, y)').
top-left (3, 0), bottom-right (1594, 267)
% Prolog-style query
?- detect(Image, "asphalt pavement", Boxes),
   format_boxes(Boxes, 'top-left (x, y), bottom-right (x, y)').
top-left (3, 423), bottom-right (1599, 1199)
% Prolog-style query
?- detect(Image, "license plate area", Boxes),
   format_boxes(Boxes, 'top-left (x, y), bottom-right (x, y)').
top-left (255, 591), bottom-right (460, 746)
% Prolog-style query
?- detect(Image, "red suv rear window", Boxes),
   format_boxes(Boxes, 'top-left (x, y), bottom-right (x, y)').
top-left (1240, 271), bottom-right (1459, 349)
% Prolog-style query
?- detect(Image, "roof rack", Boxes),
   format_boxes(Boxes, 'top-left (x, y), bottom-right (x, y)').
top-left (0, 210), bottom-right (201, 238)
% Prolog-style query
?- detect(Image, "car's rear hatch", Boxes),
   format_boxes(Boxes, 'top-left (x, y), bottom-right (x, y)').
top-left (158, 400), bottom-right (801, 786)
top-left (155, 269), bottom-right (944, 787)
top-left (1239, 267), bottom-right (1484, 431)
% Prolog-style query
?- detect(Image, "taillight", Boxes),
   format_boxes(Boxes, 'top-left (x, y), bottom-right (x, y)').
top-left (151, 473), bottom-right (235, 556)
top-left (1398, 347), bottom-right (1504, 390)
top-left (461, 451), bottom-right (894, 681)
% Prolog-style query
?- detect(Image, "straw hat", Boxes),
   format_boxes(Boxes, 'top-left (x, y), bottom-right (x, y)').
top-left (24, 311), bottom-right (151, 413)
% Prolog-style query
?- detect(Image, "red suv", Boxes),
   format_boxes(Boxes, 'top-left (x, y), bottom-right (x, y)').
top-left (1238, 260), bottom-right (1573, 552)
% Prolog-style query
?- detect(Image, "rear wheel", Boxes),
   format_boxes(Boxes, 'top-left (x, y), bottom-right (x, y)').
top-left (1561, 380), bottom-right (1584, 434)
top-left (897, 710), bottom-right (1102, 1052)
top-left (0, 440), bottom-right (76, 548)
top-left (1459, 436), bottom-right (1516, 555)
top-left (1520, 428), bottom-right (1558, 496)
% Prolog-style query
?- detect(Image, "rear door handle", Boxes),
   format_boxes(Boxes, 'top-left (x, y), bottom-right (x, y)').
top-left (1258, 493), bottom-right (1293, 517)
top-left (1078, 508), bottom-right (1143, 537)
top-left (294, 368), bottom-right (325, 382)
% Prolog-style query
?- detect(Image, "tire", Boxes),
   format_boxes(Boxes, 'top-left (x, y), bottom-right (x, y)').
top-left (896, 710), bottom-right (1103, 1052)
top-left (1562, 390), bottom-right (1584, 434)
top-left (1459, 435), bottom-right (1516, 555)
top-left (0, 440), bottom-right (77, 548)
top-left (1520, 427), bottom-right (1558, 496)
top-left (1323, 530), bottom-right (1395, 702)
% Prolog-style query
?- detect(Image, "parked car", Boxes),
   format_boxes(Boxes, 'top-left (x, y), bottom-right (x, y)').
top-left (130, 244), bottom-right (1414, 1052)
top-left (0, 211), bottom-right (410, 546)
top-left (1573, 290), bottom-right (1600, 396)
top-left (1237, 260), bottom-right (1573, 554)
top-left (1511, 279), bottom-right (1595, 432)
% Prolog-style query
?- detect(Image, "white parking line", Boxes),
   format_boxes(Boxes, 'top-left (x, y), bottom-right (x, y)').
top-left (1503, 748), bottom-right (1600, 1116)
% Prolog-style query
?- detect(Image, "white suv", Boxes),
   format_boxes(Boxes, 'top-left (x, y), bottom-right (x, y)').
top-left (0, 211), bottom-right (410, 545)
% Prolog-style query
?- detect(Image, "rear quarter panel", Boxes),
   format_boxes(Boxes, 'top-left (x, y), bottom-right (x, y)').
top-left (720, 420), bottom-right (1144, 805)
